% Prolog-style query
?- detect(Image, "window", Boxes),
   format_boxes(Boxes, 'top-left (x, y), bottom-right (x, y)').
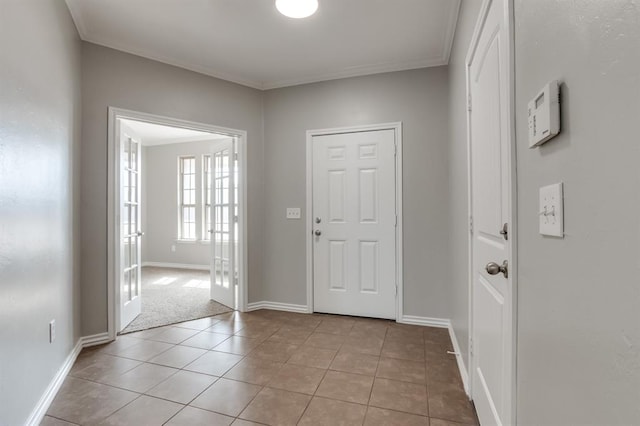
top-left (178, 156), bottom-right (196, 240)
top-left (202, 154), bottom-right (212, 240)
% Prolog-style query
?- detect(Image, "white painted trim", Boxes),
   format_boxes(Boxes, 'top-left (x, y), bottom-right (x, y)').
top-left (398, 315), bottom-right (450, 329)
top-left (448, 324), bottom-right (470, 396)
top-left (142, 261), bottom-right (210, 271)
top-left (442, 0), bottom-right (463, 64)
top-left (80, 332), bottom-right (112, 348)
top-left (108, 108), bottom-right (249, 341)
top-left (305, 123), bottom-right (403, 320)
top-left (465, 0), bottom-right (518, 423)
top-left (246, 301), bottom-right (309, 314)
top-left (25, 340), bottom-right (83, 426)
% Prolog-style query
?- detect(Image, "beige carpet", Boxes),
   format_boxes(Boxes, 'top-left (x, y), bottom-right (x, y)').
top-left (120, 266), bottom-right (233, 334)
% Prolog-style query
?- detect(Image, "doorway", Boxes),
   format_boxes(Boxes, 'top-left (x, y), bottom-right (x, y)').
top-left (306, 123), bottom-right (403, 320)
top-left (107, 108), bottom-right (248, 337)
top-left (466, 0), bottom-right (517, 424)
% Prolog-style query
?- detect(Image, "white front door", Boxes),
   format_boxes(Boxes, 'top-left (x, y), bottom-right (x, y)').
top-left (209, 139), bottom-right (236, 309)
top-left (119, 122), bottom-right (142, 330)
top-left (469, 0), bottom-right (514, 423)
top-left (312, 129), bottom-right (396, 319)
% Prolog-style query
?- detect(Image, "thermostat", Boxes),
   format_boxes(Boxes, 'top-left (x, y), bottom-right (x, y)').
top-left (528, 80), bottom-right (560, 148)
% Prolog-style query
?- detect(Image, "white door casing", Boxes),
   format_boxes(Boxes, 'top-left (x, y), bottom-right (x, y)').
top-left (311, 128), bottom-right (397, 319)
top-left (467, 0), bottom-right (516, 424)
top-left (209, 139), bottom-right (236, 308)
top-left (119, 121), bottom-right (143, 330)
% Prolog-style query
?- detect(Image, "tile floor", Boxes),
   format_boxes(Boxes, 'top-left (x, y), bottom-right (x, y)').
top-left (44, 310), bottom-right (478, 426)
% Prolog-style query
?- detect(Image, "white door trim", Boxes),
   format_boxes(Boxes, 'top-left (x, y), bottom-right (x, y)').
top-left (107, 107), bottom-right (249, 339)
top-left (305, 122), bottom-right (403, 321)
top-left (465, 0), bottom-right (517, 424)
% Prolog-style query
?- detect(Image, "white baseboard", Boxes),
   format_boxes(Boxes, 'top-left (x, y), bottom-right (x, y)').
top-left (247, 301), bottom-right (309, 313)
top-left (25, 339), bottom-right (83, 426)
top-left (398, 314), bottom-right (451, 328)
top-left (25, 332), bottom-right (114, 425)
top-left (142, 261), bottom-right (210, 271)
top-left (448, 324), bottom-right (470, 396)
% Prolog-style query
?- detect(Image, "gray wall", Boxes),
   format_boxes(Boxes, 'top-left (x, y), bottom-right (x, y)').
top-left (0, 1), bottom-right (82, 424)
top-left (447, 0), bottom-right (483, 377)
top-left (514, 1), bottom-right (640, 423)
top-left (80, 44), bottom-right (265, 336)
top-left (262, 68), bottom-right (452, 318)
top-left (143, 139), bottom-right (231, 266)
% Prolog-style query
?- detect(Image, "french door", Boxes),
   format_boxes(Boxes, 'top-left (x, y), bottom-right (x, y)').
top-left (119, 122), bottom-right (142, 330)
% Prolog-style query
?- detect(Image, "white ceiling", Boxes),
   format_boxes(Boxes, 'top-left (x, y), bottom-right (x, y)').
top-left (120, 119), bottom-right (229, 146)
top-left (65, 0), bottom-right (461, 90)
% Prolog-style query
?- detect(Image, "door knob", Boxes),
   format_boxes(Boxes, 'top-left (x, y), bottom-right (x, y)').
top-left (485, 260), bottom-right (508, 278)
top-left (136, 231), bottom-right (145, 237)
top-left (314, 230), bottom-right (322, 236)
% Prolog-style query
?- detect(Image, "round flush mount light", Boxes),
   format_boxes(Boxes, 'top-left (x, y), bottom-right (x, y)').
top-left (276, 0), bottom-right (318, 18)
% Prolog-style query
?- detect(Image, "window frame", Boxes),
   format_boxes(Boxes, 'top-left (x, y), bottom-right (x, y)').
top-left (178, 155), bottom-right (197, 240)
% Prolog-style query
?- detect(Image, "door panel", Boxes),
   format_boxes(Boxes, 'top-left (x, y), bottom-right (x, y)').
top-left (469, 0), bottom-right (513, 423)
top-left (119, 122), bottom-right (142, 331)
top-left (312, 129), bottom-right (396, 319)
top-left (210, 139), bottom-right (235, 308)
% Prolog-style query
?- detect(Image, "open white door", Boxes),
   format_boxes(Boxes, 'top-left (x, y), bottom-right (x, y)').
top-left (468, 0), bottom-right (515, 423)
top-left (209, 139), bottom-right (236, 309)
top-left (119, 122), bottom-right (143, 331)
top-left (311, 129), bottom-right (397, 319)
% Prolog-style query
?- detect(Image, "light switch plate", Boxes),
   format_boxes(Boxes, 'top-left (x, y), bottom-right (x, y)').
top-left (539, 183), bottom-right (564, 237)
top-left (286, 208), bottom-right (301, 219)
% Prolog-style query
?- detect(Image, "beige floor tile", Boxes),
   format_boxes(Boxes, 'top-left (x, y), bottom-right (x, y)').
top-left (369, 378), bottom-right (429, 416)
top-left (113, 340), bottom-right (175, 361)
top-left (164, 406), bottom-right (234, 425)
top-left (287, 345), bottom-right (337, 369)
top-left (330, 351), bottom-right (379, 376)
top-left (315, 317), bottom-right (356, 335)
top-left (315, 370), bottom-right (374, 405)
top-left (206, 321), bottom-right (245, 335)
top-left (364, 406), bottom-right (429, 426)
top-left (212, 335), bottom-right (262, 355)
top-left (47, 377), bottom-right (138, 425)
top-left (233, 323), bottom-right (280, 340)
top-left (184, 350), bottom-right (244, 376)
top-left (429, 418), bottom-right (474, 426)
top-left (267, 327), bottom-right (313, 345)
top-left (148, 345), bottom-right (207, 368)
top-left (231, 419), bottom-right (263, 425)
top-left (223, 357), bottom-right (284, 385)
top-left (247, 341), bottom-right (299, 362)
top-left (298, 396), bottom-right (367, 426)
top-left (147, 327), bottom-right (199, 344)
top-left (180, 331), bottom-right (231, 349)
top-left (96, 395), bottom-right (182, 425)
top-left (304, 332), bottom-right (346, 350)
top-left (125, 327), bottom-right (166, 340)
top-left (266, 363), bottom-right (326, 394)
top-left (69, 353), bottom-right (141, 382)
top-left (173, 317), bottom-right (222, 331)
top-left (427, 380), bottom-right (478, 424)
top-left (238, 387), bottom-right (311, 426)
top-left (423, 327), bottom-right (452, 347)
top-left (425, 354), bottom-right (461, 385)
top-left (40, 415), bottom-right (78, 425)
top-left (100, 363), bottom-right (178, 393)
top-left (376, 357), bottom-right (426, 384)
top-left (381, 339), bottom-right (425, 362)
top-left (146, 370), bottom-right (217, 404)
top-left (94, 336), bottom-right (142, 355)
top-left (341, 334), bottom-right (384, 356)
top-left (190, 378), bottom-right (262, 416)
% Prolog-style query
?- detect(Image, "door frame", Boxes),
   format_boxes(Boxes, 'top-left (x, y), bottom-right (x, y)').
top-left (465, 0), bottom-right (517, 423)
top-left (305, 122), bottom-right (404, 322)
top-left (107, 107), bottom-right (249, 339)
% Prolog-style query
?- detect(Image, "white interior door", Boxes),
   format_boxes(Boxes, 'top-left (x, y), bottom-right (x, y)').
top-left (209, 139), bottom-right (236, 308)
top-left (469, 0), bottom-right (514, 423)
top-left (119, 122), bottom-right (142, 330)
top-left (312, 129), bottom-right (396, 319)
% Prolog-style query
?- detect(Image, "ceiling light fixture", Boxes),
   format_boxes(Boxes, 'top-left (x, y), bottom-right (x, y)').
top-left (276, 0), bottom-right (318, 19)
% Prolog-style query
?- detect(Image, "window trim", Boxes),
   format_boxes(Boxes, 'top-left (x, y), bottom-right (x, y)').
top-left (178, 155), bottom-right (197, 240)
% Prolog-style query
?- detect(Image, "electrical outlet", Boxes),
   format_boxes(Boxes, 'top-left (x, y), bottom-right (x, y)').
top-left (286, 208), bottom-right (301, 219)
top-left (49, 320), bottom-right (56, 343)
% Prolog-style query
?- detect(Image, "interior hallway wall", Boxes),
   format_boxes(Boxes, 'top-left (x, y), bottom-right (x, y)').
top-left (0, 1), bottom-right (82, 424)
top-left (514, 1), bottom-right (640, 423)
top-left (446, 0), bottom-right (483, 377)
top-left (80, 44), bottom-right (265, 336)
top-left (262, 68), bottom-right (452, 318)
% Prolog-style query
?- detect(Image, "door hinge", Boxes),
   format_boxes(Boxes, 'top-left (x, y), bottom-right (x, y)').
top-left (395, 214), bottom-right (398, 227)
top-left (470, 337), bottom-right (474, 356)
top-left (469, 216), bottom-right (474, 234)
top-left (395, 284), bottom-right (398, 296)
top-left (394, 143), bottom-right (397, 157)
top-left (234, 152), bottom-right (239, 161)
top-left (467, 94), bottom-right (472, 112)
